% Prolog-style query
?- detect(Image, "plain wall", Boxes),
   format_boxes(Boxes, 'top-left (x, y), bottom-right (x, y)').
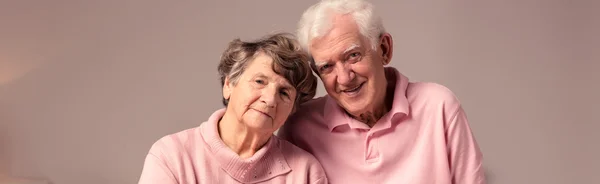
top-left (1, 0), bottom-right (598, 183)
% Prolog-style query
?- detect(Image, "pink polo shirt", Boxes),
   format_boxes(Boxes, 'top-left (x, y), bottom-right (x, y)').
top-left (278, 67), bottom-right (486, 184)
top-left (138, 108), bottom-right (328, 184)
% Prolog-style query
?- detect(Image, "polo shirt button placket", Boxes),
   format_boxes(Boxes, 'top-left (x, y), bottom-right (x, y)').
top-left (365, 133), bottom-right (380, 162)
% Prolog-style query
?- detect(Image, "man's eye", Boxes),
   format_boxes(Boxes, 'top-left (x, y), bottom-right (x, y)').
top-left (319, 64), bottom-right (332, 72)
top-left (349, 52), bottom-right (361, 59)
top-left (255, 79), bottom-right (265, 84)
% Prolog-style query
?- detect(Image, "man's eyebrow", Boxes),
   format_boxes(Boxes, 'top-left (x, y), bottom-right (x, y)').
top-left (314, 61), bottom-right (328, 68)
top-left (314, 44), bottom-right (361, 68)
top-left (342, 44), bottom-right (361, 55)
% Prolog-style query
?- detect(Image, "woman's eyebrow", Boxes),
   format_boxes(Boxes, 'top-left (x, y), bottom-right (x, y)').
top-left (251, 72), bottom-right (267, 79)
top-left (251, 72), bottom-right (293, 89)
top-left (281, 82), bottom-right (295, 90)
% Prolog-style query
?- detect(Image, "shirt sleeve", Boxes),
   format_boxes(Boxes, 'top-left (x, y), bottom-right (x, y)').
top-left (446, 106), bottom-right (487, 184)
top-left (138, 151), bottom-right (178, 184)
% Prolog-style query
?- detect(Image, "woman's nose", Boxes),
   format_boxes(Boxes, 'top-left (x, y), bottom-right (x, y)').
top-left (261, 88), bottom-right (277, 108)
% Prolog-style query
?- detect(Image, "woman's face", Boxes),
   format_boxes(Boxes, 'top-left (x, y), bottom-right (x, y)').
top-left (222, 53), bottom-right (297, 133)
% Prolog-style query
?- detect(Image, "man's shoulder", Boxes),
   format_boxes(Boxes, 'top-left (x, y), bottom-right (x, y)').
top-left (288, 96), bottom-right (329, 122)
top-left (405, 82), bottom-right (464, 118)
top-left (298, 96), bottom-right (329, 112)
top-left (406, 82), bottom-right (462, 106)
top-left (278, 96), bottom-right (329, 141)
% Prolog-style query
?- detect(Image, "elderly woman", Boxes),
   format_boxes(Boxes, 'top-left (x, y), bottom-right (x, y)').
top-left (138, 33), bottom-right (328, 184)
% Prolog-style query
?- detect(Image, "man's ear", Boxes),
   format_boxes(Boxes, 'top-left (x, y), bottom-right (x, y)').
top-left (222, 77), bottom-right (232, 101)
top-left (379, 33), bottom-right (393, 65)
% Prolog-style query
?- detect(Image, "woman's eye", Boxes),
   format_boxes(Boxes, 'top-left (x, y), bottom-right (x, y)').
top-left (280, 90), bottom-right (289, 97)
top-left (255, 79), bottom-right (265, 84)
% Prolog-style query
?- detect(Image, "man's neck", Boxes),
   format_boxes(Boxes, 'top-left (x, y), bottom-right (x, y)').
top-left (218, 112), bottom-right (271, 159)
top-left (353, 104), bottom-right (388, 127)
top-left (350, 71), bottom-right (397, 127)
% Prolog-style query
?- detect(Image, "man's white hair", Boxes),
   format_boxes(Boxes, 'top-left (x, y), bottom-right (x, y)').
top-left (297, 0), bottom-right (386, 56)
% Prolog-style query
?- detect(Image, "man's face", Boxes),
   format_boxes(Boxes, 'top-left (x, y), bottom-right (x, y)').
top-left (309, 14), bottom-right (390, 117)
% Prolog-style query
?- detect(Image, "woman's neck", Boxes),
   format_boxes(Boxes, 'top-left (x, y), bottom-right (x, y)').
top-left (218, 112), bottom-right (271, 159)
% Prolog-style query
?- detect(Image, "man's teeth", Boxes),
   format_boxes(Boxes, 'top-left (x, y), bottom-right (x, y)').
top-left (344, 84), bottom-right (361, 92)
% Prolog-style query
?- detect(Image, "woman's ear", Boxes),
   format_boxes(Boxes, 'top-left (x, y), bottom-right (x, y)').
top-left (379, 33), bottom-right (393, 65)
top-left (222, 77), bottom-right (232, 101)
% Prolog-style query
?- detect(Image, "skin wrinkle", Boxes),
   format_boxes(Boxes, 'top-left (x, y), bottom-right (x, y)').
top-left (314, 43), bottom-right (360, 69)
top-left (219, 53), bottom-right (297, 158)
top-left (310, 14), bottom-right (392, 127)
top-left (358, 71), bottom-right (396, 127)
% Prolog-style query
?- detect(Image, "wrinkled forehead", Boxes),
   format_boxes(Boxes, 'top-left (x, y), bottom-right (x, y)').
top-left (311, 33), bottom-right (367, 66)
top-left (254, 71), bottom-right (295, 89)
top-left (246, 55), bottom-right (296, 89)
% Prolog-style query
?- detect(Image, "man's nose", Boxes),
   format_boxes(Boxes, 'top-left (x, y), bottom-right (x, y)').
top-left (335, 64), bottom-right (355, 85)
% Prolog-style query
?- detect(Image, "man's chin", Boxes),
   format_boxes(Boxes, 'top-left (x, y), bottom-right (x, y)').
top-left (340, 104), bottom-right (365, 116)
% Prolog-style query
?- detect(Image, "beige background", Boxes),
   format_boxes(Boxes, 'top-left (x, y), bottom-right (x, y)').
top-left (1, 0), bottom-right (598, 184)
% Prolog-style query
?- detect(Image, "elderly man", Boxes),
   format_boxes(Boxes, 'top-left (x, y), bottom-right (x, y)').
top-left (277, 0), bottom-right (486, 183)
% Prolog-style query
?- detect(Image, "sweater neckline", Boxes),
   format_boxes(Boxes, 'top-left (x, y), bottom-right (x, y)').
top-left (200, 108), bottom-right (292, 183)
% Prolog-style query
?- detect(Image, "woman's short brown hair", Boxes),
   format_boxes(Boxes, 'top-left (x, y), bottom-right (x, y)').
top-left (217, 33), bottom-right (317, 108)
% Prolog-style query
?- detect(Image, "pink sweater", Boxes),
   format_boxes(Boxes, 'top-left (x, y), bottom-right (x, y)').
top-left (138, 108), bottom-right (328, 184)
